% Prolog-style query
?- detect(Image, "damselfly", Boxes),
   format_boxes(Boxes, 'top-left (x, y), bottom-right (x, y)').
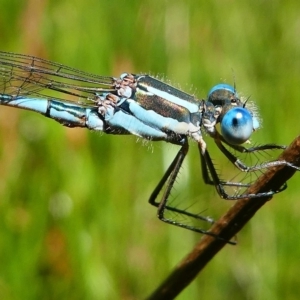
top-left (0, 51), bottom-right (296, 241)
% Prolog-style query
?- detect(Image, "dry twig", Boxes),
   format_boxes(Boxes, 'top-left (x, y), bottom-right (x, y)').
top-left (147, 136), bottom-right (300, 300)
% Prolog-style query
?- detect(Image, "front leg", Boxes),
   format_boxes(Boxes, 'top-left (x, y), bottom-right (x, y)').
top-left (213, 134), bottom-right (300, 173)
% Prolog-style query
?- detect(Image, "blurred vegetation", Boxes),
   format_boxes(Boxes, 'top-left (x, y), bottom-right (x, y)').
top-left (0, 0), bottom-right (300, 299)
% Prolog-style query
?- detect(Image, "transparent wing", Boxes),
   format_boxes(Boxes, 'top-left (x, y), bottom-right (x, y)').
top-left (0, 51), bottom-right (118, 103)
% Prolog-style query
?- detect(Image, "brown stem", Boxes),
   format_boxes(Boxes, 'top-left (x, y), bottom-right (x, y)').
top-left (146, 136), bottom-right (300, 300)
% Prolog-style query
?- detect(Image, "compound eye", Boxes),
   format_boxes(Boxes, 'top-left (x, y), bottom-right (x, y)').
top-left (207, 84), bottom-right (237, 102)
top-left (221, 107), bottom-right (253, 145)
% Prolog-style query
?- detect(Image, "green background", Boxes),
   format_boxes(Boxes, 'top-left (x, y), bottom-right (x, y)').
top-left (0, 0), bottom-right (300, 299)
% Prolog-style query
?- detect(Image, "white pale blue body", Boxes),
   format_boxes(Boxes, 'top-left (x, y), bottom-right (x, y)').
top-left (0, 51), bottom-right (295, 239)
top-left (0, 73), bottom-right (259, 151)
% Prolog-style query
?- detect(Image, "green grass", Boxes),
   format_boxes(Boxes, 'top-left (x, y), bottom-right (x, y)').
top-left (1, 1), bottom-right (300, 299)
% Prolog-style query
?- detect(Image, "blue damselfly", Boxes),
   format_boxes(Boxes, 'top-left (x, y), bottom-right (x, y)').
top-left (0, 51), bottom-right (296, 242)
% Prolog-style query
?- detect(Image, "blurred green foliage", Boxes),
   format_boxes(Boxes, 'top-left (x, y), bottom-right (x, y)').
top-left (0, 0), bottom-right (300, 299)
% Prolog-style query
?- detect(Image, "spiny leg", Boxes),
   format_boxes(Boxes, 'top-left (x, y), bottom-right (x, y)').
top-left (199, 143), bottom-right (286, 200)
top-left (215, 138), bottom-right (297, 194)
top-left (200, 146), bottom-right (249, 188)
top-left (214, 134), bottom-right (298, 173)
top-left (148, 138), bottom-right (236, 243)
top-left (149, 138), bottom-right (212, 222)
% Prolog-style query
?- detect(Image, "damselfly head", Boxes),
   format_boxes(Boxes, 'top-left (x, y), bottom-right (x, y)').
top-left (207, 83), bottom-right (260, 145)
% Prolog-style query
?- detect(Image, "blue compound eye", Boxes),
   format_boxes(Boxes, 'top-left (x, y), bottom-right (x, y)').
top-left (208, 83), bottom-right (235, 97)
top-left (221, 107), bottom-right (253, 145)
top-left (207, 84), bottom-right (237, 102)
